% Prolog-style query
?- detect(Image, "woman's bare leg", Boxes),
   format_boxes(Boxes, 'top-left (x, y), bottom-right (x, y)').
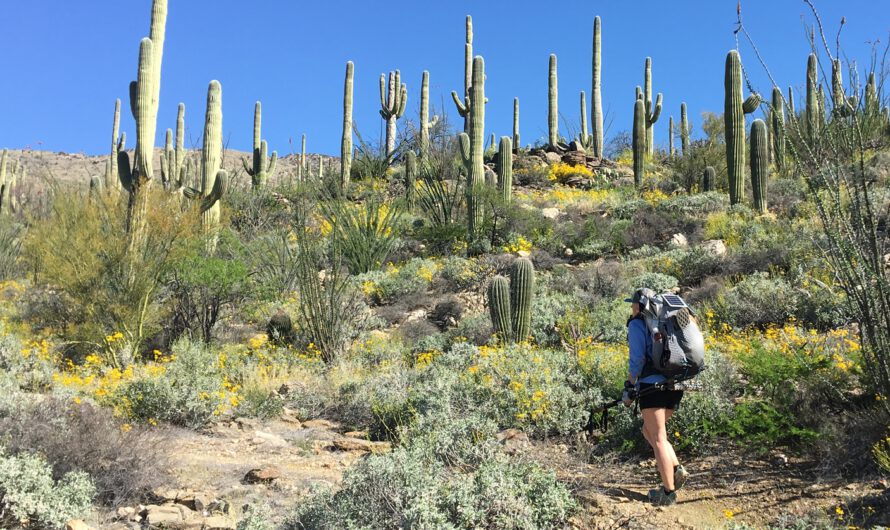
top-left (664, 409), bottom-right (680, 468)
top-left (642, 407), bottom-right (675, 491)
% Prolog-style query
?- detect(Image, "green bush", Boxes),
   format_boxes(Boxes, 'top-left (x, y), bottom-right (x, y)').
top-left (0, 448), bottom-right (95, 530)
top-left (0, 217), bottom-right (22, 281)
top-left (115, 339), bottom-right (229, 428)
top-left (355, 258), bottom-right (439, 305)
top-left (0, 326), bottom-right (55, 393)
top-left (708, 273), bottom-right (797, 329)
top-left (628, 271), bottom-right (678, 294)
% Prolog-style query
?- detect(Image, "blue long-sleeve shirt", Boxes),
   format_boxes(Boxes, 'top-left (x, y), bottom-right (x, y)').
top-left (628, 318), bottom-right (666, 386)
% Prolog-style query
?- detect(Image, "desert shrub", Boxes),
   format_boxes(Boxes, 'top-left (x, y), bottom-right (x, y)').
top-left (355, 258), bottom-right (439, 305)
top-left (647, 247), bottom-right (723, 287)
top-left (0, 326), bottom-right (55, 393)
top-left (0, 217), bottom-right (23, 281)
top-left (438, 256), bottom-right (492, 291)
top-left (708, 273), bottom-right (797, 329)
top-left (0, 397), bottom-right (167, 504)
top-left (528, 282), bottom-right (576, 347)
top-left (22, 190), bottom-right (198, 366)
top-left (628, 271), bottom-right (678, 294)
top-left (114, 339), bottom-right (233, 428)
top-left (247, 229), bottom-right (302, 298)
top-left (237, 505), bottom-right (274, 530)
top-left (0, 448), bottom-right (95, 530)
top-left (167, 229), bottom-right (252, 343)
top-left (319, 192), bottom-right (405, 275)
top-left (226, 186), bottom-right (293, 241)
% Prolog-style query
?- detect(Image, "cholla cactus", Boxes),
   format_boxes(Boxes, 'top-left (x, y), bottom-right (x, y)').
top-left (241, 101), bottom-right (277, 189)
top-left (380, 70), bottom-right (408, 158)
top-left (724, 50), bottom-right (760, 206)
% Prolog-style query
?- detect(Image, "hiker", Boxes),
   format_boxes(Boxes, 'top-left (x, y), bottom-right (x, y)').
top-left (623, 288), bottom-right (689, 506)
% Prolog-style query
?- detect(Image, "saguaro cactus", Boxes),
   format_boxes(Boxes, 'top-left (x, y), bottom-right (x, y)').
top-left (643, 57), bottom-right (663, 156)
top-left (680, 103), bottom-right (689, 155)
top-left (341, 61), bottom-right (354, 187)
top-left (724, 50), bottom-right (760, 206)
top-left (831, 59), bottom-right (857, 118)
top-left (578, 91), bottom-right (593, 150)
top-left (750, 119), bottom-right (768, 214)
top-left (419, 70), bottom-right (438, 160)
top-left (487, 257), bottom-right (535, 343)
top-left (405, 150), bottom-right (416, 209)
top-left (380, 70), bottom-right (408, 158)
top-left (161, 103), bottom-right (188, 190)
top-left (300, 134), bottom-right (307, 181)
top-left (456, 16), bottom-right (473, 133)
top-left (548, 54), bottom-right (559, 147)
top-left (513, 97), bottom-right (520, 150)
top-left (189, 80), bottom-right (227, 236)
top-left (591, 16), bottom-right (604, 157)
top-left (806, 53), bottom-right (820, 140)
top-left (241, 101), bottom-right (277, 189)
top-left (105, 99), bottom-right (124, 191)
top-left (771, 87), bottom-right (786, 173)
top-left (702, 166), bottom-right (715, 192)
top-left (865, 72), bottom-right (879, 115)
top-left (668, 116), bottom-right (675, 156)
top-left (456, 56), bottom-right (486, 238)
top-left (633, 96), bottom-right (645, 188)
top-left (497, 136), bottom-right (512, 203)
top-left (787, 86), bottom-right (796, 115)
top-left (0, 150), bottom-right (8, 214)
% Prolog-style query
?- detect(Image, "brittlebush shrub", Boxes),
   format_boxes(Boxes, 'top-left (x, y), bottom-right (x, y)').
top-left (22, 190), bottom-right (199, 366)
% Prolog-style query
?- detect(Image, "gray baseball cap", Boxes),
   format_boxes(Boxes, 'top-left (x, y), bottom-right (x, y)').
top-left (624, 288), bottom-right (656, 304)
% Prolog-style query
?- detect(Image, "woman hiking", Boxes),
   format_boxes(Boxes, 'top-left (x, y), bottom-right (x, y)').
top-left (623, 288), bottom-right (689, 506)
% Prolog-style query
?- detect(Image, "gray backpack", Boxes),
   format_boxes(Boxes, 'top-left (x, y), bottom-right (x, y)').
top-left (641, 293), bottom-right (705, 379)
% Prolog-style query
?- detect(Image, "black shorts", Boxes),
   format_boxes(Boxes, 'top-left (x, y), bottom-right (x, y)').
top-left (638, 383), bottom-right (684, 410)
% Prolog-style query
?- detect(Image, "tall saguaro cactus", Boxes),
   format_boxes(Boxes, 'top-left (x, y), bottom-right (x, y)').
top-left (578, 91), bottom-right (592, 150)
top-left (806, 53), bottom-right (820, 140)
top-left (456, 56), bottom-right (486, 238)
top-left (633, 96), bottom-right (645, 188)
top-left (497, 136), bottom-right (512, 203)
top-left (300, 134), bottom-right (306, 181)
top-left (680, 103), bottom-right (689, 155)
top-left (771, 87), bottom-right (786, 173)
top-left (724, 50), bottom-right (760, 206)
top-left (548, 54), bottom-right (559, 147)
top-left (105, 99), bottom-right (125, 192)
top-left (487, 257), bottom-right (535, 343)
top-left (865, 72), bottom-right (879, 115)
top-left (241, 102), bottom-right (277, 189)
top-left (456, 16), bottom-right (473, 133)
top-left (341, 61), bottom-right (354, 187)
top-left (419, 70), bottom-right (439, 160)
top-left (591, 16), bottom-right (604, 157)
top-left (405, 150), bottom-right (416, 209)
top-left (193, 81), bottom-right (227, 236)
top-left (643, 57), bottom-right (663, 156)
top-left (161, 103), bottom-right (188, 190)
top-left (380, 70), bottom-right (408, 159)
top-left (513, 97), bottom-right (520, 150)
top-left (750, 119), bottom-right (768, 214)
top-left (668, 116), bottom-right (675, 156)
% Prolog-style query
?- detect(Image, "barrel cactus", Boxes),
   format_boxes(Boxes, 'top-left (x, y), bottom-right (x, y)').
top-left (750, 119), bottom-right (768, 214)
top-left (487, 257), bottom-right (535, 343)
top-left (724, 50), bottom-right (760, 206)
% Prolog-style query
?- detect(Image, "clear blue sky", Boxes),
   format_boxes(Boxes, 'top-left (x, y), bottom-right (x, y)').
top-left (2, 1), bottom-right (887, 156)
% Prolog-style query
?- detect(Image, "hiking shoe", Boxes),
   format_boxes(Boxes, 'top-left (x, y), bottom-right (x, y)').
top-left (674, 465), bottom-right (689, 491)
top-left (647, 487), bottom-right (677, 506)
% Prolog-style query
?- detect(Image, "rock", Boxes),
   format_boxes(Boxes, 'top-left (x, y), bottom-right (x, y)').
top-left (615, 176), bottom-right (635, 188)
top-left (144, 504), bottom-right (194, 527)
top-left (116, 507), bottom-right (136, 521)
top-left (496, 429), bottom-right (529, 454)
top-left (332, 437), bottom-right (392, 454)
top-left (429, 298), bottom-right (464, 330)
top-left (700, 239), bottom-right (727, 258)
top-left (772, 453), bottom-right (789, 467)
top-left (252, 430), bottom-right (288, 447)
top-left (234, 417), bottom-right (260, 430)
top-left (344, 431), bottom-right (369, 439)
top-left (563, 247), bottom-right (574, 257)
top-left (203, 516), bottom-right (237, 530)
top-left (404, 308), bottom-right (427, 322)
top-left (541, 207), bottom-right (561, 219)
top-left (66, 520), bottom-right (92, 530)
top-left (302, 418), bottom-right (339, 430)
top-left (544, 152), bottom-right (562, 164)
top-left (244, 466), bottom-right (281, 484)
top-left (561, 150), bottom-right (587, 166)
top-left (670, 233), bottom-right (688, 248)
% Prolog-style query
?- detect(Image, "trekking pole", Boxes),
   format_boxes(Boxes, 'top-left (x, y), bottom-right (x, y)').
top-left (584, 376), bottom-right (692, 436)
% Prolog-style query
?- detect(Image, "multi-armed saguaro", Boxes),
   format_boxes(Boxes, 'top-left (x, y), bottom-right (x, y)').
top-left (487, 257), bottom-right (535, 344)
top-left (341, 61), bottom-right (354, 187)
top-left (455, 16), bottom-right (473, 133)
top-left (241, 102), bottom-right (277, 189)
top-left (548, 54), bottom-right (559, 148)
top-left (455, 56), bottom-right (486, 238)
top-left (119, 0), bottom-right (167, 252)
top-left (419, 70), bottom-right (439, 160)
top-left (643, 57), bottom-right (663, 156)
top-left (161, 103), bottom-right (188, 190)
top-left (724, 50), bottom-right (760, 206)
top-left (590, 16), bottom-right (604, 157)
top-left (380, 70), bottom-right (408, 158)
